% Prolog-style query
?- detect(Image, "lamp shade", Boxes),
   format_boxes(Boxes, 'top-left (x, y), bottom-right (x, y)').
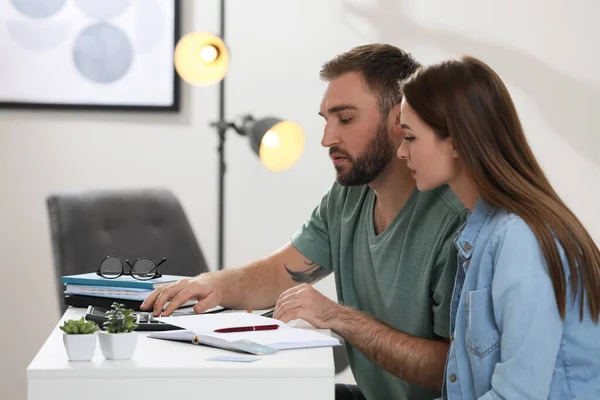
top-left (174, 32), bottom-right (230, 86)
top-left (247, 117), bottom-right (305, 172)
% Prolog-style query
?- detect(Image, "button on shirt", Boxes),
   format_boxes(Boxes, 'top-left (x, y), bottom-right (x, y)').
top-left (443, 197), bottom-right (600, 399)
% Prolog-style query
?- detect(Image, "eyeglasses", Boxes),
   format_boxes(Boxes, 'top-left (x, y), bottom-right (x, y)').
top-left (96, 256), bottom-right (166, 280)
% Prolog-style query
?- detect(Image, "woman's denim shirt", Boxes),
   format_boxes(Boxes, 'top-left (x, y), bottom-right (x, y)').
top-left (443, 197), bottom-right (600, 399)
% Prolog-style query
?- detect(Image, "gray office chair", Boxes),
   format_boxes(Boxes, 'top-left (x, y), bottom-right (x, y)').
top-left (46, 187), bottom-right (209, 313)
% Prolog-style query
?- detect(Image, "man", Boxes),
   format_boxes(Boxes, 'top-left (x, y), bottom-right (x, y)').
top-left (142, 44), bottom-right (467, 400)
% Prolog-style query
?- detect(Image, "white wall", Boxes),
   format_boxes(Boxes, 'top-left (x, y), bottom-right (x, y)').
top-left (1, 0), bottom-right (599, 398)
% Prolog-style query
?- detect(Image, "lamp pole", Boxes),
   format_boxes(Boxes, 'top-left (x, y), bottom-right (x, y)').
top-left (210, 0), bottom-right (253, 271)
top-left (215, 0), bottom-right (226, 271)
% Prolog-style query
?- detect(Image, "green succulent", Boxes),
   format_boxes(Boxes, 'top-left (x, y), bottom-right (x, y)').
top-left (60, 317), bottom-right (99, 334)
top-left (103, 302), bottom-right (139, 333)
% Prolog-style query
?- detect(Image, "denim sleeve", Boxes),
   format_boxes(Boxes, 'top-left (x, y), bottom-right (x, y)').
top-left (481, 218), bottom-right (564, 400)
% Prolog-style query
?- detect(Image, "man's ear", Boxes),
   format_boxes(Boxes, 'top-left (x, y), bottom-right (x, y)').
top-left (390, 103), bottom-right (403, 135)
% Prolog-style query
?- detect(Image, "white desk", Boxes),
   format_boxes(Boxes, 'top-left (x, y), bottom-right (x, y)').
top-left (27, 307), bottom-right (335, 400)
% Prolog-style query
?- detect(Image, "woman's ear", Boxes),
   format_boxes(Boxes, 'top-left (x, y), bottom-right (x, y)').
top-left (447, 137), bottom-right (460, 159)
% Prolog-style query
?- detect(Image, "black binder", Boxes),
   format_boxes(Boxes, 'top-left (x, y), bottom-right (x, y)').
top-left (64, 294), bottom-right (148, 310)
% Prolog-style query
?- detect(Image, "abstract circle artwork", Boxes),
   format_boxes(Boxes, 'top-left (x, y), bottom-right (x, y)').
top-left (73, 23), bottom-right (133, 84)
top-left (1, 0), bottom-right (178, 109)
top-left (11, 0), bottom-right (67, 19)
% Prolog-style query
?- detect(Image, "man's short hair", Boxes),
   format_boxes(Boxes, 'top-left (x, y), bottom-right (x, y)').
top-left (320, 44), bottom-right (421, 116)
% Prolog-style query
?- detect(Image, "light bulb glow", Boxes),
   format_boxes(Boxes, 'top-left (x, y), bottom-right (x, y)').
top-left (261, 131), bottom-right (280, 148)
top-left (174, 32), bottom-right (229, 86)
top-left (199, 44), bottom-right (218, 63)
top-left (259, 121), bottom-right (305, 172)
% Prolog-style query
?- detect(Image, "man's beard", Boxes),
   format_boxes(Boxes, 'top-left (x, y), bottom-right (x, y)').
top-left (331, 120), bottom-right (395, 186)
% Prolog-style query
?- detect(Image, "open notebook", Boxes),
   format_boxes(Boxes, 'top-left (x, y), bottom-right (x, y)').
top-left (149, 313), bottom-right (340, 355)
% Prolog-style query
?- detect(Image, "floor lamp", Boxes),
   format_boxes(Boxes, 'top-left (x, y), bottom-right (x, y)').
top-left (173, 1), bottom-right (305, 271)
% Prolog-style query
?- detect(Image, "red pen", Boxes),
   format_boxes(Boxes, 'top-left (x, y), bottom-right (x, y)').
top-left (214, 324), bottom-right (280, 333)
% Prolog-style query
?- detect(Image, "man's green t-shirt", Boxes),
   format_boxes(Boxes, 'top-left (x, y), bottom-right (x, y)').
top-left (291, 183), bottom-right (467, 400)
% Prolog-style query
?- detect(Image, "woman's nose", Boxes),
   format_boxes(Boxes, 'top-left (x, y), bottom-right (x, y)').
top-left (397, 140), bottom-right (409, 159)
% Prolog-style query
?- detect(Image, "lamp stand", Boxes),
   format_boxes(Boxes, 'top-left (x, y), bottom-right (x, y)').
top-left (214, 0), bottom-right (227, 271)
top-left (210, 0), bottom-right (252, 271)
top-left (208, 2), bottom-right (271, 271)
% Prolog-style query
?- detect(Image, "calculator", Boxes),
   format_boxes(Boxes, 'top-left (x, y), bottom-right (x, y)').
top-left (84, 305), bottom-right (226, 332)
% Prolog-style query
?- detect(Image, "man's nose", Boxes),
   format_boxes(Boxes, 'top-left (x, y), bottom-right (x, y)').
top-left (321, 125), bottom-right (340, 148)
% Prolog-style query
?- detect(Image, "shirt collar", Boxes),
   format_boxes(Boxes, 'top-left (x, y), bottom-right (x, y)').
top-left (455, 196), bottom-right (495, 259)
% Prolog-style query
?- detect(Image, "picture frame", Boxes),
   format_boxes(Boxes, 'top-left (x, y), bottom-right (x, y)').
top-left (0, 0), bottom-right (181, 112)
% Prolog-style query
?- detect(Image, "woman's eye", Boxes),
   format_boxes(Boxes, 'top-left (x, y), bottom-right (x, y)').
top-left (404, 136), bottom-right (415, 142)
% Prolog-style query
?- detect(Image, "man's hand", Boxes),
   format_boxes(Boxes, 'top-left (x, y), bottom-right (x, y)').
top-left (273, 283), bottom-right (341, 329)
top-left (140, 276), bottom-right (222, 317)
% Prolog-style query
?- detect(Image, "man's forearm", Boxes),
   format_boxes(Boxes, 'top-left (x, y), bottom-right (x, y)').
top-left (206, 261), bottom-right (283, 310)
top-left (332, 307), bottom-right (449, 391)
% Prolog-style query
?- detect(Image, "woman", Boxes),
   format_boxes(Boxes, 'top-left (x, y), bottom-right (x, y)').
top-left (397, 56), bottom-right (600, 399)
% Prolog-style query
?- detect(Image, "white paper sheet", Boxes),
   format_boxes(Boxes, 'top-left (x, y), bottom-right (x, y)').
top-left (205, 329), bottom-right (340, 350)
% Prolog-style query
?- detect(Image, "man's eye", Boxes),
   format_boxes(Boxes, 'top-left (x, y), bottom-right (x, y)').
top-left (340, 118), bottom-right (352, 124)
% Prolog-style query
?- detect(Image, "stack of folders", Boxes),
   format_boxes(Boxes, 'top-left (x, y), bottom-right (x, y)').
top-left (61, 273), bottom-right (190, 310)
top-left (150, 313), bottom-right (341, 355)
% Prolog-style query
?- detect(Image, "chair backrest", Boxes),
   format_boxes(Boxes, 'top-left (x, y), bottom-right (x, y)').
top-left (47, 187), bottom-right (209, 313)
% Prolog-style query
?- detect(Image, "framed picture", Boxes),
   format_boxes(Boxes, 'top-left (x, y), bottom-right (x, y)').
top-left (0, 0), bottom-right (180, 111)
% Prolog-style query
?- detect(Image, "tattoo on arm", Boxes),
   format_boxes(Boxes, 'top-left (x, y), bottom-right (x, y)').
top-left (284, 261), bottom-right (331, 283)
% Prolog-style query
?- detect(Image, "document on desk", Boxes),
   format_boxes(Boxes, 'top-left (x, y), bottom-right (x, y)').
top-left (150, 313), bottom-right (340, 352)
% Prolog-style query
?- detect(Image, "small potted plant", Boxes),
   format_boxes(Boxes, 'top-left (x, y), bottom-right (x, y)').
top-left (98, 302), bottom-right (139, 360)
top-left (60, 317), bottom-right (99, 361)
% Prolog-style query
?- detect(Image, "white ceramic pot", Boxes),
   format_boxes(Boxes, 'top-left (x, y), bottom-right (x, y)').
top-left (98, 331), bottom-right (137, 360)
top-left (63, 333), bottom-right (97, 361)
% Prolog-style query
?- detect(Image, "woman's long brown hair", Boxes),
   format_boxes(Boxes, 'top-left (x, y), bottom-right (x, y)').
top-left (402, 56), bottom-right (600, 322)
